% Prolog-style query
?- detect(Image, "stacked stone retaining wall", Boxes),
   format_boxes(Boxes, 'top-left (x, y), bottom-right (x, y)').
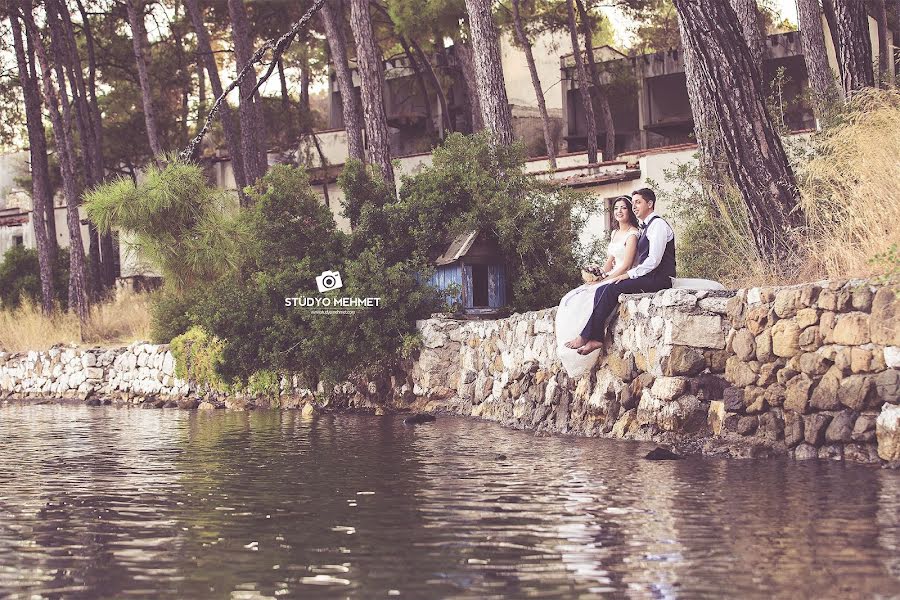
top-left (1, 280), bottom-right (897, 463)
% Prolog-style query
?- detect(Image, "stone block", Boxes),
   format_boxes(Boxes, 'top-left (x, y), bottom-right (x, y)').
top-left (690, 374), bottom-right (728, 401)
top-left (819, 311), bottom-right (837, 342)
top-left (756, 362), bottom-right (780, 386)
top-left (818, 444), bottom-right (843, 461)
top-left (665, 314), bottom-right (725, 349)
top-left (744, 387), bottom-right (767, 414)
top-left (725, 356), bottom-right (758, 387)
top-left (732, 329), bottom-right (756, 361)
top-left (886, 347), bottom-right (900, 369)
top-left (84, 367), bottom-right (103, 381)
top-left (825, 410), bottom-right (855, 443)
top-left (803, 412), bottom-right (833, 446)
top-left (607, 352), bottom-right (637, 381)
top-left (876, 404), bottom-right (900, 461)
top-left (773, 288), bottom-right (802, 318)
top-left (850, 348), bottom-right (874, 373)
top-left (798, 326), bottom-right (823, 351)
top-left (81, 353), bottom-right (97, 368)
top-left (793, 443), bottom-right (818, 460)
top-left (737, 415), bottom-right (759, 436)
top-left (838, 375), bottom-right (876, 411)
top-left (832, 312), bottom-right (871, 345)
top-left (784, 374), bottom-right (814, 414)
top-left (809, 367), bottom-right (842, 411)
top-left (758, 411), bottom-right (784, 442)
top-left (662, 346), bottom-right (706, 377)
top-left (707, 350), bottom-right (729, 373)
top-left (699, 297), bottom-right (730, 314)
top-left (852, 412), bottom-right (878, 442)
top-left (763, 383), bottom-right (786, 407)
top-left (746, 306), bottom-right (769, 336)
top-left (708, 401), bottom-right (726, 435)
top-left (650, 377), bottom-right (688, 401)
top-left (630, 373), bottom-right (655, 398)
top-left (723, 387), bottom-right (744, 412)
top-left (772, 320), bottom-right (801, 357)
top-left (871, 288), bottom-right (899, 346)
top-left (799, 352), bottom-right (830, 376)
top-left (784, 411), bottom-right (804, 447)
top-left (843, 444), bottom-right (880, 464)
top-left (874, 369), bottom-right (899, 403)
top-left (726, 295), bottom-right (746, 324)
top-left (755, 330), bottom-right (773, 362)
top-left (851, 286), bottom-right (873, 312)
top-left (795, 308), bottom-right (819, 329)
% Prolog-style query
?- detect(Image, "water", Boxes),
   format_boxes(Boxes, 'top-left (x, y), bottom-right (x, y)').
top-left (0, 405), bottom-right (898, 599)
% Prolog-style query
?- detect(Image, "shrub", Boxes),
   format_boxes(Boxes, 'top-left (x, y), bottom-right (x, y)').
top-left (169, 326), bottom-right (230, 391)
top-left (0, 246), bottom-right (69, 310)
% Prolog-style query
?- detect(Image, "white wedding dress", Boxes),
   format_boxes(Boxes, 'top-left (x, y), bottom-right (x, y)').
top-left (555, 230), bottom-right (725, 379)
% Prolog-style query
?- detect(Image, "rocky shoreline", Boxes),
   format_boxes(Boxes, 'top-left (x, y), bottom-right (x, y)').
top-left (2, 280), bottom-right (899, 465)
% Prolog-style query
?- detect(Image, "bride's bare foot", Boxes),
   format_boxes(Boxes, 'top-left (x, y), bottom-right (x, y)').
top-left (577, 340), bottom-right (604, 355)
top-left (565, 336), bottom-right (587, 349)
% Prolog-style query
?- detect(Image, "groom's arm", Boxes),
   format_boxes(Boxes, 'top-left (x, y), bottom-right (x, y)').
top-left (627, 220), bottom-right (670, 279)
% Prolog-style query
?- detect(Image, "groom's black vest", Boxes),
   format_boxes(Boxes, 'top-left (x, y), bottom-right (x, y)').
top-left (636, 215), bottom-right (676, 279)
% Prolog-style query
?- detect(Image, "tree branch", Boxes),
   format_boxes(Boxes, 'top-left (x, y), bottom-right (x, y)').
top-left (180, 0), bottom-right (326, 162)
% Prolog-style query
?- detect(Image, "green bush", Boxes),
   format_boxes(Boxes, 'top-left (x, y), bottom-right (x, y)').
top-left (0, 246), bottom-right (69, 310)
top-left (88, 135), bottom-right (594, 388)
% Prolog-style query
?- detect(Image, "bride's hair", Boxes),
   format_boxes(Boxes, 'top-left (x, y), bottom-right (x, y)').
top-left (613, 195), bottom-right (640, 229)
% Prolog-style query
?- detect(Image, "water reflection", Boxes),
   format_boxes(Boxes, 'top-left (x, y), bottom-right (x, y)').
top-left (0, 405), bottom-right (898, 598)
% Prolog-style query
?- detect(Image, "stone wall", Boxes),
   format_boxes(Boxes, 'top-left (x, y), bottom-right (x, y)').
top-left (1, 281), bottom-right (898, 464)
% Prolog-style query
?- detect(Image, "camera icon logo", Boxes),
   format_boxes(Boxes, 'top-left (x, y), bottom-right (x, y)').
top-left (316, 270), bottom-right (343, 293)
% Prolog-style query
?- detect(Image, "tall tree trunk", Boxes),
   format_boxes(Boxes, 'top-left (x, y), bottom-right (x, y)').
top-left (455, 38), bottom-right (484, 132)
top-left (184, 0), bottom-right (248, 193)
top-left (197, 56), bottom-right (207, 130)
top-left (51, 0), bottom-right (105, 299)
top-left (874, 0), bottom-right (891, 85)
top-left (463, 0), bottom-right (514, 145)
top-left (228, 0), bottom-right (268, 187)
top-left (277, 58), bottom-right (290, 109)
top-left (11, 11), bottom-right (56, 315)
top-left (833, 0), bottom-right (875, 95)
top-left (399, 36), bottom-right (436, 143)
top-left (300, 44), bottom-right (311, 113)
top-left (730, 0), bottom-right (766, 71)
top-left (319, 0), bottom-right (365, 161)
top-left (20, 1), bottom-right (91, 323)
top-left (22, 29), bottom-right (57, 250)
top-left (125, 0), bottom-right (164, 160)
top-left (566, 0), bottom-right (598, 163)
top-left (679, 15), bottom-right (727, 195)
top-left (409, 37), bottom-right (452, 136)
top-left (673, 0), bottom-right (804, 266)
top-left (75, 0), bottom-right (115, 288)
top-left (796, 0), bottom-right (842, 118)
top-left (348, 0), bottom-right (395, 187)
top-left (511, 0), bottom-right (556, 167)
top-left (574, 0), bottom-right (614, 160)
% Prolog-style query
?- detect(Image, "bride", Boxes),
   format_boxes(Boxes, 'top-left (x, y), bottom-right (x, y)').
top-left (555, 196), bottom-right (640, 379)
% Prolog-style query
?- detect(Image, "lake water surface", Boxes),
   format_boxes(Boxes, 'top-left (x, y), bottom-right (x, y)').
top-left (0, 404), bottom-right (898, 599)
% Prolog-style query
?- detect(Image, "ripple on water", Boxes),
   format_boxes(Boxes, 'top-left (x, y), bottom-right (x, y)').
top-left (0, 404), bottom-right (898, 599)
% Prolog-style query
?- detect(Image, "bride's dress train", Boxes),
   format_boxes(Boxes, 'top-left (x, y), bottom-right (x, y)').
top-left (555, 231), bottom-right (725, 379)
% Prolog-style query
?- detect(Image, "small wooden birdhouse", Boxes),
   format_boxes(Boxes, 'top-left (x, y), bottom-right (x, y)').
top-left (430, 230), bottom-right (507, 317)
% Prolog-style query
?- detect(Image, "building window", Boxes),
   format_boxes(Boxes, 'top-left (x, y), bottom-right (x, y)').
top-left (13, 235), bottom-right (23, 247)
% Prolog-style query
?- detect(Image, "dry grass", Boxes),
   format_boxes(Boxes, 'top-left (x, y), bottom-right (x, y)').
top-left (0, 290), bottom-right (152, 353)
top-left (798, 88), bottom-right (900, 282)
top-left (688, 88), bottom-right (900, 289)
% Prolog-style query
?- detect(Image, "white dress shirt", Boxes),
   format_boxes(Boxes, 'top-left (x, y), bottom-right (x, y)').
top-left (627, 211), bottom-right (674, 279)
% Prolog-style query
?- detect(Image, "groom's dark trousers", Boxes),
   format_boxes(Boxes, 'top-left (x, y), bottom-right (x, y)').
top-left (579, 272), bottom-right (672, 342)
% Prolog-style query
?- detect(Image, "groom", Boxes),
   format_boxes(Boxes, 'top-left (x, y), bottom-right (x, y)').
top-left (567, 188), bottom-right (676, 355)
